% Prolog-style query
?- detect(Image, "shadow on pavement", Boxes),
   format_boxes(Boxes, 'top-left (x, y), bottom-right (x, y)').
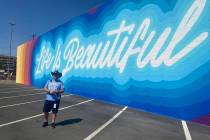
top-left (55, 118), bottom-right (83, 126)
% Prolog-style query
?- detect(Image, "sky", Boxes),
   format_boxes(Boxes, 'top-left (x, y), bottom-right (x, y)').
top-left (0, 0), bottom-right (107, 56)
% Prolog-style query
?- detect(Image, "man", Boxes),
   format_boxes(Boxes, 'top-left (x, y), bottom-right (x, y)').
top-left (42, 70), bottom-right (64, 128)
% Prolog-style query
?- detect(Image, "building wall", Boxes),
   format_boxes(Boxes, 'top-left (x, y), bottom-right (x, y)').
top-left (16, 0), bottom-right (210, 126)
top-left (0, 55), bottom-right (16, 79)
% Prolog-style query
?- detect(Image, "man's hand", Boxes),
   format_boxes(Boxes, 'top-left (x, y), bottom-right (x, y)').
top-left (50, 90), bottom-right (64, 94)
top-left (50, 90), bottom-right (57, 94)
top-left (43, 87), bottom-right (57, 94)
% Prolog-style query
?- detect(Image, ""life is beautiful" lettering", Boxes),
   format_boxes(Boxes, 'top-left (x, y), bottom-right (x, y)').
top-left (35, 0), bottom-right (208, 76)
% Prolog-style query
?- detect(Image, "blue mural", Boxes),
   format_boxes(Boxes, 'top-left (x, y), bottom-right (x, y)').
top-left (29, 0), bottom-right (210, 123)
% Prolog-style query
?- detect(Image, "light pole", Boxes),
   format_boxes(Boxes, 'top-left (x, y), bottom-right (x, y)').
top-left (7, 22), bottom-right (16, 80)
top-left (32, 33), bottom-right (36, 40)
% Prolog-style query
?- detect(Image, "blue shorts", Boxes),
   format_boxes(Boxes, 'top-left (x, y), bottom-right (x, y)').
top-left (43, 100), bottom-right (60, 114)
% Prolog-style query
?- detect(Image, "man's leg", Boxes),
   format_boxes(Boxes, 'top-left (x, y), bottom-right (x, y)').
top-left (42, 100), bottom-right (51, 127)
top-left (51, 100), bottom-right (60, 128)
top-left (44, 112), bottom-right (49, 122)
top-left (42, 112), bottom-right (49, 127)
top-left (51, 113), bottom-right (57, 128)
top-left (51, 113), bottom-right (57, 124)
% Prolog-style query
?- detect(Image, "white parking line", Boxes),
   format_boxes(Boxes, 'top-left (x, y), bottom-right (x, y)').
top-left (0, 99), bottom-right (94, 128)
top-left (0, 89), bottom-right (43, 93)
top-left (84, 106), bottom-right (128, 140)
top-left (0, 99), bottom-right (43, 108)
top-left (0, 94), bottom-right (71, 109)
top-left (182, 120), bottom-right (192, 140)
top-left (0, 92), bottom-right (45, 100)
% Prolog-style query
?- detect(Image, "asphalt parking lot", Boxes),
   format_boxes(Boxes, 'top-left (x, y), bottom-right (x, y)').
top-left (0, 83), bottom-right (210, 140)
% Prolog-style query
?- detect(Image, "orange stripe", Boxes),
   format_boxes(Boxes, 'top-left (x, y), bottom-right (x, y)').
top-left (23, 44), bottom-right (27, 84)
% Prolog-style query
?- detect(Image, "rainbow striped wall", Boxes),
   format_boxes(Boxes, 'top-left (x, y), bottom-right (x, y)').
top-left (16, 39), bottom-right (36, 85)
top-left (16, 0), bottom-right (210, 126)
